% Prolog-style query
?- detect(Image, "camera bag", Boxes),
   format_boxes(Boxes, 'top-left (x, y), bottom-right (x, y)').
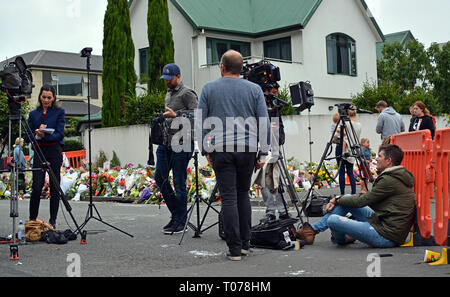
top-left (305, 195), bottom-right (332, 217)
top-left (249, 218), bottom-right (298, 250)
top-left (150, 115), bottom-right (168, 145)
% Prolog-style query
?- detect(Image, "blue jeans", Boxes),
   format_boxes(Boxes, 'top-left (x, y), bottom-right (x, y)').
top-left (311, 205), bottom-right (397, 248)
top-left (155, 145), bottom-right (193, 225)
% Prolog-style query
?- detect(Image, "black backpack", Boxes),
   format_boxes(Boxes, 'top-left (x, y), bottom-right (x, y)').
top-left (250, 218), bottom-right (299, 250)
top-left (150, 114), bottom-right (168, 146)
top-left (304, 194), bottom-right (332, 217)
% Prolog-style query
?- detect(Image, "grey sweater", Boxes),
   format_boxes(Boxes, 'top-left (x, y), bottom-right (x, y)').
top-left (196, 77), bottom-right (271, 155)
top-left (376, 107), bottom-right (405, 140)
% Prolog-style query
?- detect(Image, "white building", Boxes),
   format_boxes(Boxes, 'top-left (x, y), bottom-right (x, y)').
top-left (130, 0), bottom-right (384, 115)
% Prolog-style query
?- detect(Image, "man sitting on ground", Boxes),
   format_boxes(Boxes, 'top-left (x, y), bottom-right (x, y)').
top-left (297, 144), bottom-right (416, 248)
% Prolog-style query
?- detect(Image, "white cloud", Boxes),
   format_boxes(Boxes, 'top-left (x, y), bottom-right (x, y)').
top-left (0, 0), bottom-right (107, 59)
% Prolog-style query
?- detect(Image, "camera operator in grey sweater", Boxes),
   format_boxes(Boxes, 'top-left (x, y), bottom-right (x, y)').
top-left (196, 50), bottom-right (271, 260)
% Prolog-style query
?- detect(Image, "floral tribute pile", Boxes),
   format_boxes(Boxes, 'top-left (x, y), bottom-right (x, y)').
top-left (0, 158), bottom-right (378, 203)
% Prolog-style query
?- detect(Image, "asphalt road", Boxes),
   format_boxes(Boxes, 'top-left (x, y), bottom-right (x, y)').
top-left (0, 194), bottom-right (448, 278)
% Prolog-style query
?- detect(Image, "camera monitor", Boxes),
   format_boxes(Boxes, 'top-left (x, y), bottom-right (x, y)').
top-left (290, 81), bottom-right (314, 112)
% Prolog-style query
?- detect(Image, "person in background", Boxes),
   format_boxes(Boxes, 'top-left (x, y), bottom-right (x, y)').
top-left (333, 109), bottom-right (361, 195)
top-left (409, 101), bottom-right (435, 139)
top-left (375, 100), bottom-right (405, 140)
top-left (13, 137), bottom-right (27, 195)
top-left (408, 105), bottom-right (417, 133)
top-left (359, 137), bottom-right (372, 193)
top-left (256, 82), bottom-right (290, 223)
top-left (331, 113), bottom-right (339, 134)
top-left (27, 84), bottom-right (65, 228)
top-left (27, 142), bottom-right (34, 168)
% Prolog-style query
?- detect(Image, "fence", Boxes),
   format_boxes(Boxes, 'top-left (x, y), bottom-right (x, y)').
top-left (391, 128), bottom-right (450, 246)
top-left (63, 150), bottom-right (86, 169)
top-left (6, 150), bottom-right (86, 169)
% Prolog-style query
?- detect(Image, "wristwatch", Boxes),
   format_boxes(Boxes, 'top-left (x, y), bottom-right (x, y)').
top-left (333, 195), bottom-right (341, 205)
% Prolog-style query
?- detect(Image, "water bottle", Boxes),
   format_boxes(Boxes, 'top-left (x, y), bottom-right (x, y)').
top-left (18, 220), bottom-right (26, 244)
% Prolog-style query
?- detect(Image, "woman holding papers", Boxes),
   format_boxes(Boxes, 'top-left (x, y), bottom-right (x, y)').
top-left (27, 84), bottom-right (65, 228)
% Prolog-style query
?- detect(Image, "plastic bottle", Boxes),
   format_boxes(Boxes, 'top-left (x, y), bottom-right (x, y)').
top-left (18, 220), bottom-right (26, 244)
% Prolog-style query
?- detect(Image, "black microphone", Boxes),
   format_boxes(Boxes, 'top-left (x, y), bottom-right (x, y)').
top-left (356, 107), bottom-right (373, 114)
top-left (273, 97), bottom-right (289, 107)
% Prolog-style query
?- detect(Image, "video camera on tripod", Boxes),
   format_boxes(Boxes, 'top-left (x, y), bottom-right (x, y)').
top-left (0, 57), bottom-right (34, 116)
top-left (242, 60), bottom-right (289, 109)
top-left (335, 103), bottom-right (373, 117)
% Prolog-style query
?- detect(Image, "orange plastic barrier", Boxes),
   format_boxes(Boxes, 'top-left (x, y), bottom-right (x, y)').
top-left (8, 150), bottom-right (86, 169)
top-left (63, 150), bottom-right (86, 169)
top-left (391, 130), bottom-right (434, 239)
top-left (432, 128), bottom-right (450, 246)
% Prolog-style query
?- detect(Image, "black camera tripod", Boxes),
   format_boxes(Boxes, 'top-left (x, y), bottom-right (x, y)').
top-left (177, 149), bottom-right (221, 245)
top-left (300, 104), bottom-right (373, 224)
top-left (0, 97), bottom-right (83, 260)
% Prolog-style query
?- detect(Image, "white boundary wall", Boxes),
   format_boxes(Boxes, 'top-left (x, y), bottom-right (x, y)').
top-left (82, 114), bottom-right (448, 168)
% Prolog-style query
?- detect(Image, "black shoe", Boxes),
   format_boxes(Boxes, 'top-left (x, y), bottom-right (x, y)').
top-left (164, 224), bottom-right (188, 235)
top-left (259, 214), bottom-right (276, 224)
top-left (162, 219), bottom-right (174, 232)
top-left (279, 213), bottom-right (291, 220)
top-left (49, 220), bottom-right (56, 230)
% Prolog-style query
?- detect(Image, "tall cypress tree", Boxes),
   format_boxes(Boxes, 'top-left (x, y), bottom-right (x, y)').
top-left (102, 0), bottom-right (137, 127)
top-left (147, 0), bottom-right (175, 92)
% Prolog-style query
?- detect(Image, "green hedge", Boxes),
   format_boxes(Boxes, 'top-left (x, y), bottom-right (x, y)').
top-left (63, 140), bottom-right (85, 152)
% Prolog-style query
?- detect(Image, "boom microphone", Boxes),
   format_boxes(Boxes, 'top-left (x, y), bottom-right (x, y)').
top-left (356, 107), bottom-right (373, 114)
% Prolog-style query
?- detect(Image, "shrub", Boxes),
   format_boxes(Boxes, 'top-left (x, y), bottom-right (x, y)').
top-left (110, 150), bottom-right (121, 168)
top-left (63, 140), bottom-right (85, 152)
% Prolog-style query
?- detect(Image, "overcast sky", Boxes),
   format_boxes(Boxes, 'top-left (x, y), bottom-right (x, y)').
top-left (0, 0), bottom-right (449, 61)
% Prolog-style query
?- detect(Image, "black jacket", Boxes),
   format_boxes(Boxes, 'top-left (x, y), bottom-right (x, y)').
top-left (410, 115), bottom-right (435, 139)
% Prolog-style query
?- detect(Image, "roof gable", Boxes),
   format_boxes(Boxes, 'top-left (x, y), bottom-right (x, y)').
top-left (170, 0), bottom-right (322, 37)
top-left (384, 30), bottom-right (415, 45)
top-left (376, 30), bottom-right (415, 60)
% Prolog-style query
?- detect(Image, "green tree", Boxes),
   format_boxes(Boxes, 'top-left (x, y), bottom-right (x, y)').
top-left (427, 42), bottom-right (450, 114)
top-left (124, 88), bottom-right (166, 125)
top-left (377, 40), bottom-right (431, 91)
top-left (0, 90), bottom-right (31, 141)
top-left (146, 0), bottom-right (175, 92)
top-left (354, 39), bottom-right (445, 115)
top-left (102, 0), bottom-right (137, 127)
top-left (352, 80), bottom-right (402, 113)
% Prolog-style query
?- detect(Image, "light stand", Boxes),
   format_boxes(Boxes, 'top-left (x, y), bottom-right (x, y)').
top-left (307, 107), bottom-right (313, 175)
top-left (78, 47), bottom-right (133, 239)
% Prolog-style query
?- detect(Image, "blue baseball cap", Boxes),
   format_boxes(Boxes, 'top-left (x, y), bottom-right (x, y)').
top-left (160, 63), bottom-right (181, 80)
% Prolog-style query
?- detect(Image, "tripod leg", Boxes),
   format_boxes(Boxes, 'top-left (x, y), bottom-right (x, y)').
top-left (199, 183), bottom-right (221, 233)
top-left (178, 199), bottom-right (200, 245)
top-left (83, 204), bottom-right (134, 238)
top-left (277, 158), bottom-right (304, 224)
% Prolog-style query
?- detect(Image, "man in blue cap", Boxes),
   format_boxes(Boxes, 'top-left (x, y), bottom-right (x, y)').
top-left (155, 63), bottom-right (198, 234)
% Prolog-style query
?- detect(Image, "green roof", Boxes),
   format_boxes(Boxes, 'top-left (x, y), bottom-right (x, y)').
top-left (170, 0), bottom-right (323, 37)
top-left (170, 0), bottom-right (383, 39)
top-left (76, 111), bottom-right (102, 131)
top-left (376, 30), bottom-right (415, 60)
